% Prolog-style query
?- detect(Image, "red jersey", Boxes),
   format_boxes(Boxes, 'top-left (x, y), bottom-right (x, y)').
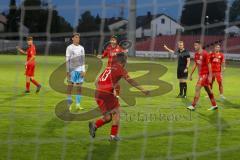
top-left (97, 63), bottom-right (129, 93)
top-left (209, 52), bottom-right (224, 72)
top-left (102, 45), bottom-right (125, 66)
top-left (26, 44), bottom-right (36, 65)
top-left (194, 50), bottom-right (210, 75)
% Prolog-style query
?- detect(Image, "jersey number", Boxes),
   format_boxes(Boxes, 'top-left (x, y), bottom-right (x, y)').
top-left (99, 69), bottom-right (111, 81)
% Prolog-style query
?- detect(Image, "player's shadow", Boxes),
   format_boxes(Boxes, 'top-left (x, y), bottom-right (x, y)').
top-left (0, 93), bottom-right (26, 104)
top-left (196, 111), bottom-right (230, 132)
top-left (84, 142), bottom-right (118, 160)
top-left (218, 99), bottom-right (240, 109)
top-left (181, 97), bottom-right (192, 106)
top-left (43, 117), bottom-right (69, 135)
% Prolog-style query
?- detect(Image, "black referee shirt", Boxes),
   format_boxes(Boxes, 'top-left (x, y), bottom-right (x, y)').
top-left (174, 49), bottom-right (190, 69)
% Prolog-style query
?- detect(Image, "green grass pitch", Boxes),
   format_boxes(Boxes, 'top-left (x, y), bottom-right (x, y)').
top-left (0, 54), bottom-right (240, 160)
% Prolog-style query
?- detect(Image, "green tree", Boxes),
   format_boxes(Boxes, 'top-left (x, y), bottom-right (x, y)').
top-left (181, 0), bottom-right (227, 34)
top-left (230, 0), bottom-right (240, 22)
top-left (6, 0), bottom-right (19, 32)
top-left (51, 9), bottom-right (72, 33)
top-left (77, 11), bottom-right (98, 32)
top-left (19, 0), bottom-right (72, 33)
top-left (22, 0), bottom-right (47, 32)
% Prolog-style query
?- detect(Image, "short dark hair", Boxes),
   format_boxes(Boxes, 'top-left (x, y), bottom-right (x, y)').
top-left (195, 40), bottom-right (201, 44)
top-left (116, 53), bottom-right (127, 64)
top-left (72, 32), bottom-right (80, 38)
top-left (110, 35), bottom-right (118, 42)
top-left (214, 43), bottom-right (221, 47)
top-left (27, 36), bottom-right (33, 41)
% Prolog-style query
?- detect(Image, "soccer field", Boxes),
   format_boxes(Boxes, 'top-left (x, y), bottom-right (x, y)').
top-left (0, 54), bottom-right (240, 160)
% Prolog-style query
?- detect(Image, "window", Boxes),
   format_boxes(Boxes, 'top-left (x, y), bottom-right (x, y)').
top-left (161, 18), bottom-right (165, 24)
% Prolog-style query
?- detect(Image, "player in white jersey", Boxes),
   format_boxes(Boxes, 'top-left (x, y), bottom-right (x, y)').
top-left (66, 33), bottom-right (86, 111)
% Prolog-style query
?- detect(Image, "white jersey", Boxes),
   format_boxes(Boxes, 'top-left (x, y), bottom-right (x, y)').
top-left (66, 44), bottom-right (85, 72)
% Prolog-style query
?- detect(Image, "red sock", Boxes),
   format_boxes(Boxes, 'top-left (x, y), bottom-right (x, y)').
top-left (111, 125), bottom-right (119, 136)
top-left (26, 82), bottom-right (30, 91)
top-left (95, 119), bottom-right (105, 128)
top-left (208, 93), bottom-right (217, 106)
top-left (30, 78), bottom-right (40, 87)
top-left (192, 96), bottom-right (199, 107)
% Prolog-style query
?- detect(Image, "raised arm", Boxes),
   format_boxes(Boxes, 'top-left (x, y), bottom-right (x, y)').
top-left (16, 46), bottom-right (26, 54)
top-left (163, 44), bottom-right (175, 54)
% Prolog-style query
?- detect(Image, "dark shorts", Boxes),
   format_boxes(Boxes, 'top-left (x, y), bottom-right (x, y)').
top-left (177, 67), bottom-right (188, 79)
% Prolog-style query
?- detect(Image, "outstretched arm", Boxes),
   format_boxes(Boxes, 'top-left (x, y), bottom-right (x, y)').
top-left (124, 76), bottom-right (150, 95)
top-left (16, 46), bottom-right (26, 54)
top-left (163, 44), bottom-right (174, 54)
top-left (98, 48), bottom-right (109, 59)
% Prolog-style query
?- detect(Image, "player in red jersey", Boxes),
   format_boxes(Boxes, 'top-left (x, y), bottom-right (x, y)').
top-left (16, 37), bottom-right (41, 93)
top-left (89, 53), bottom-right (149, 141)
top-left (209, 44), bottom-right (226, 99)
top-left (97, 35), bottom-right (127, 66)
top-left (97, 35), bottom-right (127, 97)
top-left (187, 40), bottom-right (217, 111)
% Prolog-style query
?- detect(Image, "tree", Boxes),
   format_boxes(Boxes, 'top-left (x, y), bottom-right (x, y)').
top-left (181, 0), bottom-right (227, 34)
top-left (230, 0), bottom-right (240, 22)
top-left (22, 0), bottom-right (47, 32)
top-left (50, 9), bottom-right (72, 33)
top-left (93, 14), bottom-right (101, 31)
top-left (19, 0), bottom-right (72, 33)
top-left (6, 0), bottom-right (19, 32)
top-left (77, 11), bottom-right (98, 32)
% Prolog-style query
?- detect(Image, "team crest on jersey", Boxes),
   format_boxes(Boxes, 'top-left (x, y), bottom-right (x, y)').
top-left (196, 60), bottom-right (201, 64)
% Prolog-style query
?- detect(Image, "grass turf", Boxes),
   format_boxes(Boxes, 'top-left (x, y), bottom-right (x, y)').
top-left (0, 54), bottom-right (240, 160)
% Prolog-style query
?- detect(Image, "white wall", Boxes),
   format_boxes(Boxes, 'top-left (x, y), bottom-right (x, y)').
top-left (144, 29), bottom-right (152, 37)
top-left (151, 15), bottom-right (183, 36)
top-left (136, 15), bottom-right (184, 38)
top-left (0, 23), bottom-right (4, 32)
top-left (136, 27), bottom-right (143, 38)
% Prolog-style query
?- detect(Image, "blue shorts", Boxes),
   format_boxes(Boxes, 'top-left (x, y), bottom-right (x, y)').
top-left (69, 71), bottom-right (84, 84)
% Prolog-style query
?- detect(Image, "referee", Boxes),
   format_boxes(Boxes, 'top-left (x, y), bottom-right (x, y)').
top-left (164, 41), bottom-right (190, 98)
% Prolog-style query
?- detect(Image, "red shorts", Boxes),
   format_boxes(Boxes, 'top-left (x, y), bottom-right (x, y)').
top-left (95, 90), bottom-right (120, 115)
top-left (196, 74), bottom-right (209, 87)
top-left (212, 72), bottom-right (222, 83)
top-left (25, 64), bottom-right (35, 77)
